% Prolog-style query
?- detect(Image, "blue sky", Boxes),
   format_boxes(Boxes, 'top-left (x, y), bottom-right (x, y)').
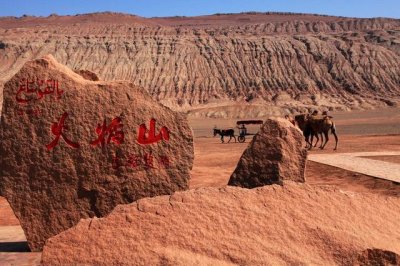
top-left (0, 0), bottom-right (399, 18)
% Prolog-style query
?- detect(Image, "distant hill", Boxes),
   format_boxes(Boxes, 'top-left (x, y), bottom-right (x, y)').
top-left (1, 12), bottom-right (400, 118)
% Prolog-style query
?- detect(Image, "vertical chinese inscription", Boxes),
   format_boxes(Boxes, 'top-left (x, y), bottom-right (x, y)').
top-left (90, 117), bottom-right (124, 147)
top-left (46, 112), bottom-right (80, 151)
top-left (137, 118), bottom-right (169, 145)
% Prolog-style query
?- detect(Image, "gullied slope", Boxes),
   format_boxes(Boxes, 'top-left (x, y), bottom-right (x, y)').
top-left (41, 182), bottom-right (400, 265)
top-left (1, 13), bottom-right (400, 117)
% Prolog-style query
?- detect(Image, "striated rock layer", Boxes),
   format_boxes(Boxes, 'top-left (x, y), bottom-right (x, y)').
top-left (41, 182), bottom-right (400, 265)
top-left (0, 12), bottom-right (400, 117)
top-left (229, 118), bottom-right (307, 188)
top-left (0, 55), bottom-right (194, 251)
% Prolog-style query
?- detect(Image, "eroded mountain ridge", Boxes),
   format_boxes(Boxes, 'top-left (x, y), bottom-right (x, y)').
top-left (1, 12), bottom-right (399, 117)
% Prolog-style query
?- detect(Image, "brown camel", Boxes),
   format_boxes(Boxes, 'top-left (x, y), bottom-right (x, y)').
top-left (293, 114), bottom-right (321, 149)
top-left (294, 114), bottom-right (338, 150)
top-left (308, 115), bottom-right (338, 150)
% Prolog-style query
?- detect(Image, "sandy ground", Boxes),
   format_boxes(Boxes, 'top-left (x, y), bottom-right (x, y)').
top-left (361, 155), bottom-right (400, 164)
top-left (190, 107), bottom-right (400, 192)
top-left (1, 107), bottom-right (400, 264)
top-left (0, 198), bottom-right (41, 264)
top-left (0, 197), bottom-right (19, 227)
top-left (190, 135), bottom-right (400, 196)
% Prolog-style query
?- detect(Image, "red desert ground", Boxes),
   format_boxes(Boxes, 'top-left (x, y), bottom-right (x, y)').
top-left (0, 12), bottom-right (400, 265)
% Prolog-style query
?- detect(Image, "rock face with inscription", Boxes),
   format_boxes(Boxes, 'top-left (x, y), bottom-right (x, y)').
top-left (0, 55), bottom-right (194, 251)
top-left (228, 118), bottom-right (307, 188)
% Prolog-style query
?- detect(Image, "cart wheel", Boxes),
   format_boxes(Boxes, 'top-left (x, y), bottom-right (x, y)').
top-left (238, 136), bottom-right (245, 143)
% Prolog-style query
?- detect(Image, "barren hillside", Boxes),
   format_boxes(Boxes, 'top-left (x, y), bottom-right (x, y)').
top-left (1, 12), bottom-right (400, 117)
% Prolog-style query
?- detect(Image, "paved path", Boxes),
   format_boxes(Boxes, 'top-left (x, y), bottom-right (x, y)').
top-left (308, 151), bottom-right (400, 183)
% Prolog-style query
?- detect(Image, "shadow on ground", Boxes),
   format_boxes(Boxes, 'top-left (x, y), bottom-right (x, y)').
top-left (0, 241), bottom-right (30, 252)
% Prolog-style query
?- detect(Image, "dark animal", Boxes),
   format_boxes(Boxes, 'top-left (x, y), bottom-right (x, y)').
top-left (288, 114), bottom-right (322, 148)
top-left (294, 114), bottom-right (338, 150)
top-left (213, 128), bottom-right (236, 143)
top-left (294, 114), bottom-right (320, 149)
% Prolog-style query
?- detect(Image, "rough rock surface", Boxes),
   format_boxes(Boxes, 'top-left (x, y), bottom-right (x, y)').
top-left (0, 55), bottom-right (194, 251)
top-left (356, 249), bottom-right (400, 265)
top-left (74, 69), bottom-right (99, 81)
top-left (228, 118), bottom-right (307, 188)
top-left (41, 182), bottom-right (400, 265)
top-left (1, 12), bottom-right (400, 117)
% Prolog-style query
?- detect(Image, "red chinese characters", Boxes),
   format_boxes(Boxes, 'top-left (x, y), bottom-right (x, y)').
top-left (90, 117), bottom-right (124, 147)
top-left (45, 114), bottom-right (172, 170)
top-left (137, 118), bottom-right (169, 145)
top-left (16, 78), bottom-right (63, 104)
top-left (46, 112), bottom-right (80, 151)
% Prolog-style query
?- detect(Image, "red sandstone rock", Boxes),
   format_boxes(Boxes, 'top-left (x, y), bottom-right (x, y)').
top-left (0, 55), bottom-right (194, 251)
top-left (356, 249), bottom-right (400, 265)
top-left (228, 118), bottom-right (307, 188)
top-left (41, 182), bottom-right (400, 265)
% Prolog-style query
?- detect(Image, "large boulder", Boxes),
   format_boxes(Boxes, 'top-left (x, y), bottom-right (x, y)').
top-left (0, 55), bottom-right (194, 251)
top-left (228, 118), bottom-right (307, 188)
top-left (41, 182), bottom-right (400, 265)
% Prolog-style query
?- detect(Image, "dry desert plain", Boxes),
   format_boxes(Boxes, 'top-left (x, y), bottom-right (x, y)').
top-left (1, 107), bottom-right (400, 265)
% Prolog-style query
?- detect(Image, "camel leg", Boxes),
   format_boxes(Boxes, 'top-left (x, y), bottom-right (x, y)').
top-left (305, 135), bottom-right (311, 149)
top-left (332, 131), bottom-right (338, 150)
top-left (319, 133), bottom-right (324, 149)
top-left (321, 132), bottom-right (329, 149)
top-left (304, 137), bottom-right (309, 149)
top-left (308, 135), bottom-right (314, 150)
top-left (331, 124), bottom-right (338, 150)
top-left (313, 133), bottom-right (319, 147)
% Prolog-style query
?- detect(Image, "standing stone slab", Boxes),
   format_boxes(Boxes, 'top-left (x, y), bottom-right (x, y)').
top-left (228, 118), bottom-right (307, 188)
top-left (0, 55), bottom-right (194, 251)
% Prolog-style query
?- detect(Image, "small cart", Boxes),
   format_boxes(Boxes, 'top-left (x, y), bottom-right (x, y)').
top-left (236, 120), bottom-right (263, 143)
